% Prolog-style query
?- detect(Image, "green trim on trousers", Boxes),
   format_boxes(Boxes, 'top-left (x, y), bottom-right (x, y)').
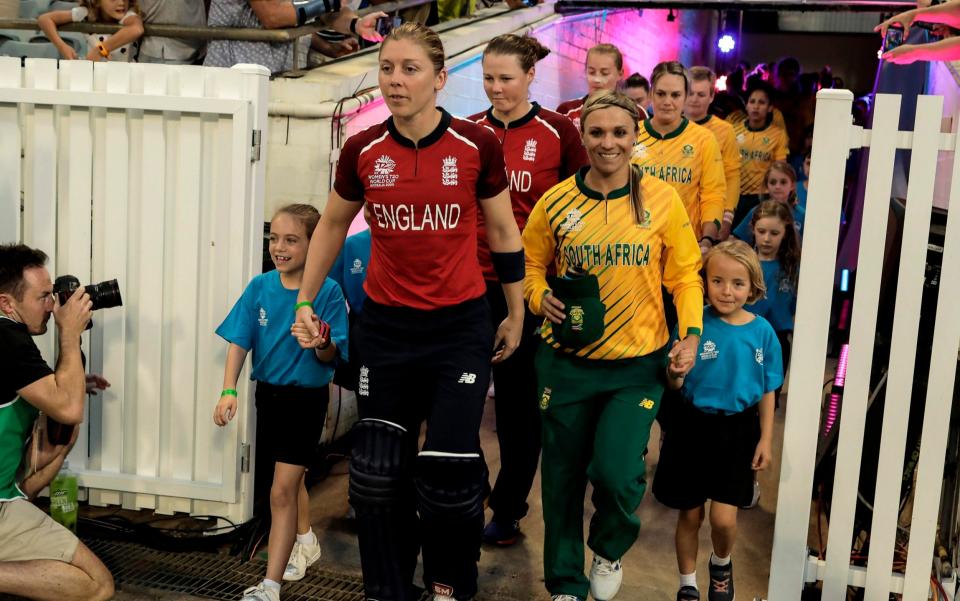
top-left (536, 343), bottom-right (667, 599)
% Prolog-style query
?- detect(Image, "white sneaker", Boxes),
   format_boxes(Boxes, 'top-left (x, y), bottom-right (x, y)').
top-left (433, 596), bottom-right (457, 601)
top-left (551, 595), bottom-right (583, 601)
top-left (589, 554), bottom-right (623, 600)
top-left (241, 583), bottom-right (280, 601)
top-left (283, 540), bottom-right (322, 581)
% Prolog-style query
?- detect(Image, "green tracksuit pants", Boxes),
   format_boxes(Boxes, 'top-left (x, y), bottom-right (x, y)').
top-left (536, 343), bottom-right (667, 599)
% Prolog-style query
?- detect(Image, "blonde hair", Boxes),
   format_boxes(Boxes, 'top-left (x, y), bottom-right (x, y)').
top-left (382, 22), bottom-right (445, 74)
top-left (689, 66), bottom-right (717, 87)
top-left (274, 204), bottom-right (320, 239)
top-left (587, 43), bottom-right (624, 73)
top-left (580, 91), bottom-right (644, 225)
top-left (80, 0), bottom-right (140, 22)
top-left (702, 239), bottom-right (766, 304)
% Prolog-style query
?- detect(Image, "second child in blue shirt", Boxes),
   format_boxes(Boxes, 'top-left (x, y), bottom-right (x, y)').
top-left (327, 225), bottom-right (370, 391)
top-left (653, 240), bottom-right (782, 601)
top-left (214, 204), bottom-right (348, 601)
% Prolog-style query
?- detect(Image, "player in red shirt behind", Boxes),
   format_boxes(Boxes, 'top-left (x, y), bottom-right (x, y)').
top-left (293, 23), bottom-right (525, 601)
top-left (468, 33), bottom-right (588, 547)
top-left (556, 43), bottom-right (646, 130)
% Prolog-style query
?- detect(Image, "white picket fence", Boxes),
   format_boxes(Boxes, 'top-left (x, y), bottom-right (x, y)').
top-left (0, 58), bottom-right (269, 524)
top-left (768, 89), bottom-right (960, 599)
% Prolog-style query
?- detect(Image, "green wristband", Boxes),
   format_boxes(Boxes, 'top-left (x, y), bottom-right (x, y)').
top-left (294, 301), bottom-right (313, 312)
top-left (221, 389), bottom-right (237, 397)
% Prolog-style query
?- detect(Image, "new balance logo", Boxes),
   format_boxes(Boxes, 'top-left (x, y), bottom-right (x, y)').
top-left (457, 373), bottom-right (477, 384)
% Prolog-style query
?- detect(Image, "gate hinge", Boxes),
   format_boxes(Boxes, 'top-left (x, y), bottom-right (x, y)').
top-left (240, 443), bottom-right (251, 473)
top-left (251, 129), bottom-right (262, 163)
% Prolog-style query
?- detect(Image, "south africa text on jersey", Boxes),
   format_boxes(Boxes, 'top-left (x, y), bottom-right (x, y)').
top-left (561, 243), bottom-right (652, 267)
top-left (370, 202), bottom-right (463, 231)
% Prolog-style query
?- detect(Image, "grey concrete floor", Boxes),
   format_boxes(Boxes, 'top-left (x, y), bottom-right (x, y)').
top-left (103, 387), bottom-right (791, 601)
top-left (297, 390), bottom-right (787, 601)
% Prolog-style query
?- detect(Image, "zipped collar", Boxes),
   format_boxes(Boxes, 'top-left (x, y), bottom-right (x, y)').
top-left (387, 108), bottom-right (452, 149)
top-left (575, 166), bottom-right (630, 200)
top-left (746, 112), bottom-right (774, 132)
top-left (644, 117), bottom-right (689, 140)
top-left (482, 102), bottom-right (541, 130)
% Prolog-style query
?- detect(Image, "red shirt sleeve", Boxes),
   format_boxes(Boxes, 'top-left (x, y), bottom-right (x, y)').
top-left (333, 133), bottom-right (366, 202)
top-left (552, 113), bottom-right (588, 179)
top-left (475, 126), bottom-right (508, 200)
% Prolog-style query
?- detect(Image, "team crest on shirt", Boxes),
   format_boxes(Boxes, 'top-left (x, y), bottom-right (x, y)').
top-left (258, 307), bottom-right (268, 327)
top-left (682, 144), bottom-right (695, 158)
top-left (350, 258), bottom-right (364, 275)
top-left (755, 348), bottom-right (764, 364)
top-left (638, 209), bottom-right (652, 229)
top-left (700, 340), bottom-right (719, 360)
top-left (370, 155), bottom-right (399, 188)
top-left (540, 387), bottom-right (552, 410)
top-left (736, 133), bottom-right (746, 145)
top-left (442, 156), bottom-right (459, 186)
top-left (560, 208), bottom-right (585, 233)
top-left (633, 142), bottom-right (647, 159)
top-left (762, 136), bottom-right (770, 145)
top-left (523, 139), bottom-right (538, 162)
top-left (640, 398), bottom-right (656, 410)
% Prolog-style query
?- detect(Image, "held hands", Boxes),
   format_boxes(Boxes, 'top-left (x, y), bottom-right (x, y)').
top-left (213, 392), bottom-right (237, 427)
top-left (493, 314), bottom-right (522, 364)
top-left (666, 339), bottom-right (696, 379)
top-left (752, 437), bottom-right (773, 471)
top-left (291, 314), bottom-right (330, 350)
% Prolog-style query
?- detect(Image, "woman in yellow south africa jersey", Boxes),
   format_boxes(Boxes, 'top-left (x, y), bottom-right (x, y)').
top-left (523, 90), bottom-right (704, 601)
top-left (631, 61), bottom-right (726, 255)
top-left (729, 79), bottom-right (788, 228)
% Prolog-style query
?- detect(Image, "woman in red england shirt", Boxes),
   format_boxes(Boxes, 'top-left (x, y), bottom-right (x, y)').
top-left (469, 32), bottom-right (587, 547)
top-left (556, 43), bottom-right (646, 129)
top-left (293, 23), bottom-right (524, 601)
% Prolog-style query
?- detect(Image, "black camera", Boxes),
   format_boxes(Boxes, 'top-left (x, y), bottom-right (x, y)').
top-left (53, 276), bottom-right (123, 313)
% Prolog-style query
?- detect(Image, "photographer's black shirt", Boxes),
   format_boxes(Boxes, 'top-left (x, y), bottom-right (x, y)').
top-left (0, 316), bottom-right (51, 500)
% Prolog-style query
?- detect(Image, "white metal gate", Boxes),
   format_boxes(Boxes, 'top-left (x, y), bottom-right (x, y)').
top-left (0, 58), bottom-right (269, 523)
top-left (769, 89), bottom-right (960, 599)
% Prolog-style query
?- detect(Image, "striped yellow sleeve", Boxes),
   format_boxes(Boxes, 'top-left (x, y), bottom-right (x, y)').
top-left (774, 129), bottom-right (788, 162)
top-left (661, 191), bottom-right (704, 338)
top-left (719, 126), bottom-right (741, 213)
top-left (699, 134), bottom-right (726, 228)
top-left (522, 198), bottom-right (555, 315)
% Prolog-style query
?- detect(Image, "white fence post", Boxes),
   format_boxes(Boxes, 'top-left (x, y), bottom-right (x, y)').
top-left (768, 89), bottom-right (854, 601)
top-left (0, 57), bottom-right (20, 244)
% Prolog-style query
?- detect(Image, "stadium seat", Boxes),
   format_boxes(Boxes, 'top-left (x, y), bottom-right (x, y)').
top-left (18, 0), bottom-right (53, 19)
top-left (0, 39), bottom-right (60, 59)
top-left (31, 31), bottom-right (85, 55)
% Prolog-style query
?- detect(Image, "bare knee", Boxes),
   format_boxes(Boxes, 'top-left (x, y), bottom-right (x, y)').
top-left (90, 573), bottom-right (114, 601)
top-left (678, 506), bottom-right (705, 530)
top-left (271, 481), bottom-right (297, 509)
top-left (709, 506), bottom-right (738, 534)
top-left (71, 543), bottom-right (115, 601)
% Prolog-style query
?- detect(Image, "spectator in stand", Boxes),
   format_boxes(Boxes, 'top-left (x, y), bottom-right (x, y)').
top-left (138, 0), bottom-right (206, 64)
top-left (205, 0), bottom-right (386, 74)
top-left (624, 72), bottom-right (651, 115)
top-left (438, 0), bottom-right (474, 21)
top-left (39, 0), bottom-right (144, 62)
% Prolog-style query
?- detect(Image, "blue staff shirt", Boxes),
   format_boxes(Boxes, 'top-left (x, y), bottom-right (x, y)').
top-left (329, 228), bottom-right (370, 315)
top-left (216, 270), bottom-right (348, 387)
top-left (749, 259), bottom-right (796, 332)
top-left (678, 307), bottom-right (783, 414)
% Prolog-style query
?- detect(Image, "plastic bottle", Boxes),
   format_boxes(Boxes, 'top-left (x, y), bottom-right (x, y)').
top-left (49, 463), bottom-right (78, 533)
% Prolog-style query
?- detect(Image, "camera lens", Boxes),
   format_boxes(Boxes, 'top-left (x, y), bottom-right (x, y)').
top-left (86, 279), bottom-right (123, 311)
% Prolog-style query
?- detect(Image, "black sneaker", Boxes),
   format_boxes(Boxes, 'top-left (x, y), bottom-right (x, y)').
top-left (677, 585), bottom-right (700, 601)
top-left (481, 518), bottom-right (520, 546)
top-left (708, 560), bottom-right (734, 601)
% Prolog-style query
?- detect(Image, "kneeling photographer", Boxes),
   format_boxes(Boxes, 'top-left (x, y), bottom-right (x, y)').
top-left (0, 244), bottom-right (114, 601)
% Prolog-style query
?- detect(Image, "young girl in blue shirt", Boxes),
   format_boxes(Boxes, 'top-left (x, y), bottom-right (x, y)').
top-left (654, 239), bottom-right (783, 601)
top-left (748, 200), bottom-right (800, 388)
top-left (213, 204), bottom-right (348, 601)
